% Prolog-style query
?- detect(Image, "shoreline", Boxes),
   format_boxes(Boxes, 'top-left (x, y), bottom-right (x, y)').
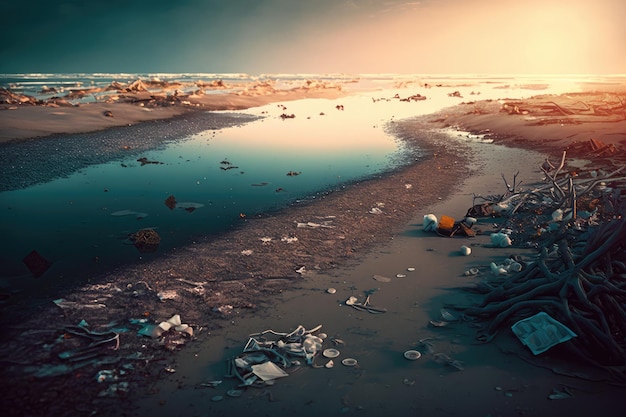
top-left (0, 79), bottom-right (351, 143)
top-left (1, 81), bottom-right (625, 416)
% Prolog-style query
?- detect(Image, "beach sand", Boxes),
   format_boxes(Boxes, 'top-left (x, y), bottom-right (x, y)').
top-left (0, 80), bottom-right (348, 143)
top-left (1, 80), bottom-right (625, 416)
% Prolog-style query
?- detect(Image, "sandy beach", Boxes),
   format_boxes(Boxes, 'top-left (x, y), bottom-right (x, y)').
top-left (1, 77), bottom-right (625, 417)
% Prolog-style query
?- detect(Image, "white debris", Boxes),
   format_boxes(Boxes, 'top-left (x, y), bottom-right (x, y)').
top-left (490, 233), bottom-right (512, 247)
top-left (423, 214), bottom-right (438, 232)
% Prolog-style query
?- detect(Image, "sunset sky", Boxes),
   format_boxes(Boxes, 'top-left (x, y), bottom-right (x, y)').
top-left (1, 0), bottom-right (624, 74)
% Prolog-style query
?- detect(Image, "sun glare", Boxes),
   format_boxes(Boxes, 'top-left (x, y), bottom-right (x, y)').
top-left (276, 0), bottom-right (622, 74)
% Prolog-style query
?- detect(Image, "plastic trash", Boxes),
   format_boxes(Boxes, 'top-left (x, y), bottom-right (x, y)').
top-left (423, 214), bottom-right (438, 232)
top-left (251, 360), bottom-right (289, 381)
top-left (511, 312), bottom-right (577, 355)
top-left (490, 233), bottom-right (512, 247)
top-left (437, 215), bottom-right (455, 236)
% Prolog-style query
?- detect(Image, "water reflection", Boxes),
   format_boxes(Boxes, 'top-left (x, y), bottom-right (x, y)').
top-left (0, 96), bottom-right (412, 290)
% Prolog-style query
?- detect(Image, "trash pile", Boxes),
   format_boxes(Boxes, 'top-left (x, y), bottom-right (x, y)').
top-left (441, 151), bottom-right (626, 381)
top-left (216, 325), bottom-right (355, 392)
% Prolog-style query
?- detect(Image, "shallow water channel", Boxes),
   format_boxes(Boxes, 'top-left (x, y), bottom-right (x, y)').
top-left (0, 96), bottom-right (418, 295)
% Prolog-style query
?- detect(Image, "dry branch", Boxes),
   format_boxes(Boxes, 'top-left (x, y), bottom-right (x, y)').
top-left (455, 153), bottom-right (626, 381)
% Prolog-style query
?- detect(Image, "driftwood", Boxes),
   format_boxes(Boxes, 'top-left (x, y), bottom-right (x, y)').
top-left (501, 93), bottom-right (626, 120)
top-left (457, 153), bottom-right (626, 381)
top-left (470, 151), bottom-right (626, 219)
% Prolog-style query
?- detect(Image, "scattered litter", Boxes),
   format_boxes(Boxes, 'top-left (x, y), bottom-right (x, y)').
top-left (176, 202), bottom-right (204, 212)
top-left (241, 249), bottom-right (253, 256)
top-left (128, 228), bottom-right (160, 253)
top-left (325, 360), bottom-right (334, 368)
top-left (251, 361), bottom-right (289, 381)
top-left (464, 268), bottom-right (479, 276)
top-left (296, 220), bottom-right (335, 229)
top-left (137, 314), bottom-right (193, 340)
top-left (164, 195), bottom-right (177, 209)
top-left (53, 298), bottom-right (107, 310)
top-left (418, 338), bottom-right (435, 355)
top-left (344, 295), bottom-right (387, 313)
top-left (110, 209), bottom-right (148, 218)
top-left (433, 352), bottom-right (464, 370)
top-left (429, 214), bottom-right (478, 237)
top-left (423, 214), bottom-right (438, 232)
top-left (405, 183), bottom-right (413, 189)
top-left (437, 215), bottom-right (455, 236)
top-left (281, 236), bottom-right (299, 243)
top-left (58, 325), bottom-right (120, 362)
top-left (369, 207), bottom-right (383, 215)
top-left (440, 309), bottom-right (458, 322)
top-left (22, 249), bottom-right (52, 278)
top-left (548, 386), bottom-right (574, 400)
top-left (157, 289), bottom-right (178, 301)
top-left (227, 389), bottom-right (244, 398)
top-left (511, 312), bottom-right (577, 355)
top-left (490, 232), bottom-right (512, 247)
top-left (137, 157), bottom-right (162, 166)
top-left (323, 348), bottom-right (340, 358)
top-left (224, 324), bottom-right (332, 387)
top-left (95, 370), bottom-right (118, 383)
top-left (490, 258), bottom-right (523, 275)
top-left (396, 273), bottom-right (407, 278)
top-left (295, 266), bottom-right (306, 275)
top-left (260, 237), bottom-right (273, 244)
top-left (407, 267), bottom-right (416, 272)
top-left (460, 245), bottom-right (472, 256)
top-left (213, 305), bottom-right (234, 315)
top-left (372, 274), bottom-right (392, 283)
top-left (98, 381), bottom-right (129, 397)
top-left (490, 262), bottom-right (508, 275)
top-left (403, 350), bottom-right (421, 360)
top-left (341, 358), bottom-right (358, 367)
top-left (326, 288), bottom-right (337, 294)
top-left (199, 380), bottom-right (223, 388)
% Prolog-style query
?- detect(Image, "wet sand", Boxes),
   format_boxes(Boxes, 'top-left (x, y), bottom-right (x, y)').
top-left (1, 81), bottom-right (625, 417)
top-left (129, 120), bottom-right (626, 417)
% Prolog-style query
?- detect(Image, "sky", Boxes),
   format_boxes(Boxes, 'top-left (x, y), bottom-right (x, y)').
top-left (1, 0), bottom-right (624, 74)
